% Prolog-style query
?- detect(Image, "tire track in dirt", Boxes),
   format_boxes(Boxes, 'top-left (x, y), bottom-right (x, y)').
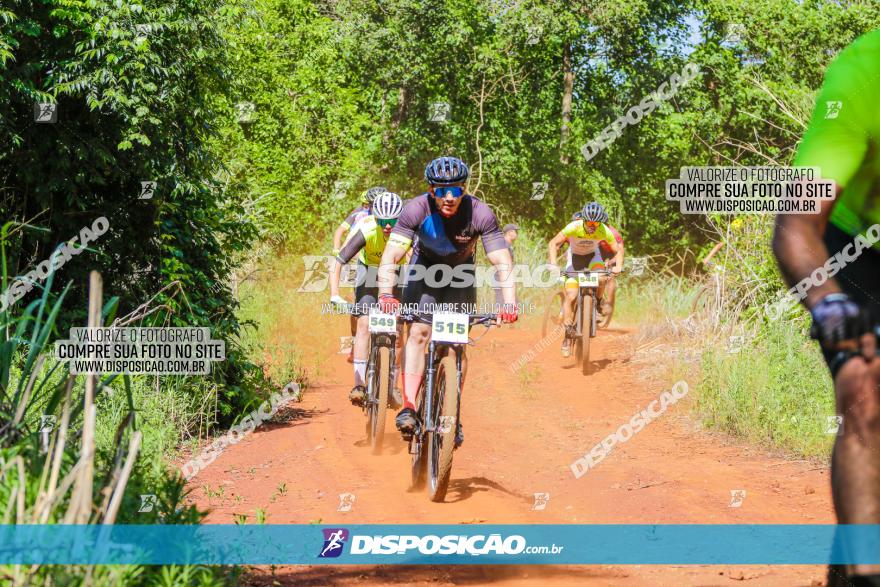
top-left (186, 320), bottom-right (833, 586)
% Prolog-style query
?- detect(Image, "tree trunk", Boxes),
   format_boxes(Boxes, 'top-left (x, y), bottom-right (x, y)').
top-left (383, 86), bottom-right (408, 162)
top-left (392, 85), bottom-right (408, 129)
top-left (559, 42), bottom-right (574, 164)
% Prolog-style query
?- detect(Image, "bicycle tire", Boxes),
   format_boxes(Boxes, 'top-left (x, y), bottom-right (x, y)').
top-left (590, 293), bottom-right (598, 338)
top-left (370, 346), bottom-right (390, 455)
top-left (428, 356), bottom-right (458, 502)
top-left (364, 343), bottom-right (378, 440)
top-left (542, 291), bottom-right (565, 338)
top-left (572, 293), bottom-right (583, 368)
top-left (597, 289), bottom-right (614, 329)
top-left (582, 294), bottom-right (593, 375)
top-left (410, 379), bottom-right (427, 490)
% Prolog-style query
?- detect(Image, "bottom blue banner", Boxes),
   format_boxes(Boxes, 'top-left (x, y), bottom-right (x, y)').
top-left (0, 524), bottom-right (877, 565)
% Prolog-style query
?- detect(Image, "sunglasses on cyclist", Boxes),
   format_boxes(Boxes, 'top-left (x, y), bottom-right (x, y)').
top-left (433, 186), bottom-right (464, 199)
top-left (376, 217), bottom-right (398, 228)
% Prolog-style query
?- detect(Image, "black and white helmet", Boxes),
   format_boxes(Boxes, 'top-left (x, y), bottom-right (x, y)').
top-left (362, 186), bottom-right (388, 203)
top-left (581, 202), bottom-right (608, 223)
top-left (372, 191), bottom-right (404, 220)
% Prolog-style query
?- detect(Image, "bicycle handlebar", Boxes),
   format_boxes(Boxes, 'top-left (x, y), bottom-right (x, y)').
top-left (400, 312), bottom-right (498, 326)
top-left (809, 323), bottom-right (880, 356)
top-left (562, 267), bottom-right (622, 278)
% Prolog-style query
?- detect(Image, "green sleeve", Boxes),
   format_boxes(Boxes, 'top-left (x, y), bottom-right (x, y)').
top-left (794, 30), bottom-right (880, 187)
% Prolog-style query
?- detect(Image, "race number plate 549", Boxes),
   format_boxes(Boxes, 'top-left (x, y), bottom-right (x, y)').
top-left (578, 273), bottom-right (599, 287)
top-left (369, 311), bottom-right (397, 333)
top-left (432, 312), bottom-right (468, 343)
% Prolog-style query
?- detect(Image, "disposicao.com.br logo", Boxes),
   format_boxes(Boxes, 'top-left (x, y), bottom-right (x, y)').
top-left (318, 528), bottom-right (563, 558)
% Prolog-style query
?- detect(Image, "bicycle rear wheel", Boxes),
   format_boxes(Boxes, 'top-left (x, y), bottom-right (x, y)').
top-left (428, 356), bottom-right (458, 502)
top-left (542, 291), bottom-right (565, 338)
top-left (370, 346), bottom-right (390, 455)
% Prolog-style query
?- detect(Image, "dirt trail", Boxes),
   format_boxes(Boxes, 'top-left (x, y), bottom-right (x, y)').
top-left (186, 319), bottom-right (834, 586)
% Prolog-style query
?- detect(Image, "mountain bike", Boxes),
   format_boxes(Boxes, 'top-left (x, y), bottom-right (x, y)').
top-left (543, 268), bottom-right (623, 337)
top-left (337, 303), bottom-right (401, 455)
top-left (364, 308), bottom-right (403, 454)
top-left (811, 323), bottom-right (880, 374)
top-left (541, 268), bottom-right (614, 375)
top-left (400, 311), bottom-right (497, 502)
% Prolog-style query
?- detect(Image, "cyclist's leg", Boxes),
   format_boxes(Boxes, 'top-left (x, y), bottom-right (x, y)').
top-left (562, 280), bottom-right (578, 324)
top-left (403, 322), bottom-right (429, 407)
top-left (563, 254), bottom-right (588, 326)
top-left (829, 357), bottom-right (880, 577)
top-left (350, 265), bottom-right (375, 404)
top-left (397, 256), bottom-right (431, 431)
top-left (821, 226), bottom-right (880, 578)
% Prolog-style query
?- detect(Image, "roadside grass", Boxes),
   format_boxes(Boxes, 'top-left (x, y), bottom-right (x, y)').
top-left (235, 246), bottom-right (334, 386)
top-left (614, 270), bottom-right (701, 326)
top-left (0, 269), bottom-right (234, 585)
top-left (696, 316), bottom-right (834, 458)
top-left (615, 256), bottom-right (835, 459)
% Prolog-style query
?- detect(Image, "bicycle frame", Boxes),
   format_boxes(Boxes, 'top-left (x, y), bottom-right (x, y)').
top-left (401, 312), bottom-right (496, 500)
top-left (365, 330), bottom-right (397, 413)
top-left (564, 269), bottom-right (612, 339)
top-left (419, 340), bottom-right (463, 440)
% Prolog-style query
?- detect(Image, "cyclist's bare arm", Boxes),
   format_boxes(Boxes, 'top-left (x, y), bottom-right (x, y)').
top-left (487, 247), bottom-right (515, 305)
top-left (547, 230), bottom-right (568, 266)
top-left (773, 190), bottom-right (875, 358)
top-left (612, 242), bottom-right (624, 272)
top-left (772, 190), bottom-right (839, 310)
top-left (333, 223), bottom-right (348, 251)
top-left (378, 243), bottom-right (407, 295)
top-left (329, 262), bottom-right (344, 299)
top-left (605, 240), bottom-right (620, 259)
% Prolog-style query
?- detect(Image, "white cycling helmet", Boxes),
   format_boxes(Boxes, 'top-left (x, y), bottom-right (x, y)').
top-left (372, 191), bottom-right (404, 220)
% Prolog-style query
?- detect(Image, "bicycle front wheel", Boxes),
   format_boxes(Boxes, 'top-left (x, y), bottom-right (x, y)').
top-left (428, 356), bottom-right (459, 502)
top-left (581, 293), bottom-right (593, 375)
top-left (364, 343), bottom-right (378, 440)
top-left (410, 378), bottom-right (427, 491)
top-left (370, 346), bottom-right (390, 455)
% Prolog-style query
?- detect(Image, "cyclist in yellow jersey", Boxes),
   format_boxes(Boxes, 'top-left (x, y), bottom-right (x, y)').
top-left (547, 202), bottom-right (620, 357)
top-left (332, 186), bottom-right (388, 363)
top-left (773, 29), bottom-right (880, 587)
top-left (330, 192), bottom-right (406, 406)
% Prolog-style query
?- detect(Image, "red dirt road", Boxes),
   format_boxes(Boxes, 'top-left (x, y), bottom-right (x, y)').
top-left (186, 321), bottom-right (834, 586)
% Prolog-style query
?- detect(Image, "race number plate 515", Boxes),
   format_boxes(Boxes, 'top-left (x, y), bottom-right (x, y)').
top-left (578, 273), bottom-right (599, 287)
top-left (368, 311), bottom-right (397, 333)
top-left (432, 312), bottom-right (468, 343)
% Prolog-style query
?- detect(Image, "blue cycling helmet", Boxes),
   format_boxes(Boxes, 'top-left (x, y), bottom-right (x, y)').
top-left (581, 202), bottom-right (608, 223)
top-left (424, 156), bottom-right (469, 186)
